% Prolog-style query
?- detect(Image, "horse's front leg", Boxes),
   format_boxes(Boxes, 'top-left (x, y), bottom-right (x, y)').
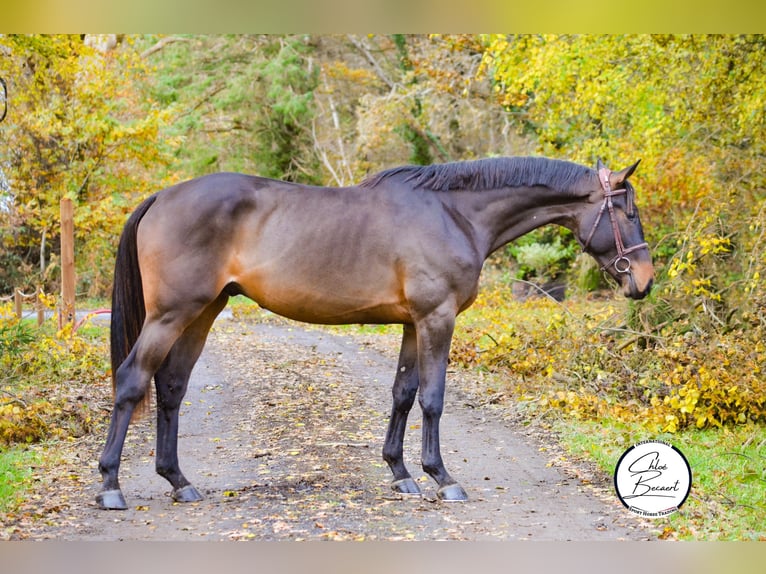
top-left (416, 309), bottom-right (468, 501)
top-left (382, 324), bottom-right (422, 495)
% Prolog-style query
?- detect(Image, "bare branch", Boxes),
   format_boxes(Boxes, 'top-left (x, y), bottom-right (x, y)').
top-left (141, 36), bottom-right (189, 59)
top-left (346, 35), bottom-right (395, 90)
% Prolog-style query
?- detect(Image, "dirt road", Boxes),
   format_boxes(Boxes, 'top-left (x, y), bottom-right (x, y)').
top-left (10, 316), bottom-right (653, 541)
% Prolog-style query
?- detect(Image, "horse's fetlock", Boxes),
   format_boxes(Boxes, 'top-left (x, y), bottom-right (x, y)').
top-left (382, 446), bottom-right (400, 465)
top-left (421, 461), bottom-right (442, 478)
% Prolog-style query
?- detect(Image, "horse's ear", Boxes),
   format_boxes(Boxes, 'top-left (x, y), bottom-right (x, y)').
top-left (612, 160), bottom-right (641, 185)
top-left (596, 158), bottom-right (606, 171)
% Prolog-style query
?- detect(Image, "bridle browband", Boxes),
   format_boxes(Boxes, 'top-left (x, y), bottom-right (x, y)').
top-left (583, 167), bottom-right (648, 275)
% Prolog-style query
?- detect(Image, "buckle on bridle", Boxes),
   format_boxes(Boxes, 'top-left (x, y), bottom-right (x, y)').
top-left (614, 256), bottom-right (632, 274)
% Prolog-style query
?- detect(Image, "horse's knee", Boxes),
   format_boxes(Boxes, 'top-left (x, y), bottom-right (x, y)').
top-left (418, 394), bottom-right (444, 421)
top-left (392, 384), bottom-right (417, 411)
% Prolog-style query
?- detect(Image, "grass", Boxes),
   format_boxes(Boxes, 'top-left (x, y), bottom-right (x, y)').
top-left (554, 417), bottom-right (766, 540)
top-left (0, 446), bottom-right (39, 513)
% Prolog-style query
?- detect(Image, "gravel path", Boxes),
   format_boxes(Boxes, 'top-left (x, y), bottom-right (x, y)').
top-left (8, 316), bottom-right (652, 541)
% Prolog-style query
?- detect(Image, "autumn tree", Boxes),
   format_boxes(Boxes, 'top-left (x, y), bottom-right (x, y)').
top-left (140, 34), bottom-right (531, 186)
top-left (0, 34), bottom-right (176, 296)
top-left (480, 34), bottom-right (766, 333)
top-left (316, 34), bottom-right (531, 182)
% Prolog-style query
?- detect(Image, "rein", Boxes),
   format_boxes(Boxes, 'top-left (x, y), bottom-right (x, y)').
top-left (583, 167), bottom-right (648, 274)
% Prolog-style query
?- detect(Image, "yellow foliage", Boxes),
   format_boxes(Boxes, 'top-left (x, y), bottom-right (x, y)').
top-left (0, 296), bottom-right (109, 446)
top-left (478, 33), bottom-right (766, 344)
top-left (454, 281), bottom-right (766, 433)
top-left (0, 401), bottom-right (51, 446)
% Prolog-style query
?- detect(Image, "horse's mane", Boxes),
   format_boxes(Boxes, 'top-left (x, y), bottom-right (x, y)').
top-left (359, 157), bottom-right (593, 193)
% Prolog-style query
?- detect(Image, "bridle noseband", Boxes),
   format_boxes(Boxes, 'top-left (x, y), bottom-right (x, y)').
top-left (583, 167), bottom-right (648, 275)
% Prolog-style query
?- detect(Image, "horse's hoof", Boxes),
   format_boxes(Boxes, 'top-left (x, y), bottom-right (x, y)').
top-left (172, 484), bottom-right (204, 503)
top-left (437, 483), bottom-right (468, 502)
top-left (96, 489), bottom-right (128, 510)
top-left (391, 478), bottom-right (422, 496)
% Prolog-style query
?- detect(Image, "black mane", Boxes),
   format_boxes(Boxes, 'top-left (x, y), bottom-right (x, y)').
top-left (360, 157), bottom-right (593, 193)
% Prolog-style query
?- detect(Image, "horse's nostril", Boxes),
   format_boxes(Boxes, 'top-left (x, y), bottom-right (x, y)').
top-left (632, 277), bottom-right (653, 300)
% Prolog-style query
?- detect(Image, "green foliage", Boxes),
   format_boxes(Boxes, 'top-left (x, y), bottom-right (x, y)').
top-left (141, 35), bottom-right (265, 176)
top-left (569, 254), bottom-right (604, 294)
top-left (139, 34), bottom-right (324, 185)
top-left (391, 34), bottom-right (433, 166)
top-left (510, 238), bottom-right (576, 282)
top-left (0, 447), bottom-right (39, 513)
top-left (253, 36), bottom-right (321, 184)
top-left (0, 318), bottom-right (35, 359)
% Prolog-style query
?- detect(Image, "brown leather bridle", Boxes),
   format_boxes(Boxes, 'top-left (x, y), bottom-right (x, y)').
top-left (583, 167), bottom-right (648, 275)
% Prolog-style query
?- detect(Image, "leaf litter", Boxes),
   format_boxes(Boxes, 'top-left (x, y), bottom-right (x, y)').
top-left (2, 316), bottom-right (653, 540)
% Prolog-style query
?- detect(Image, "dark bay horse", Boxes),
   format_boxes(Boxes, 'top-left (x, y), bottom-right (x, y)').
top-left (97, 156), bottom-right (653, 509)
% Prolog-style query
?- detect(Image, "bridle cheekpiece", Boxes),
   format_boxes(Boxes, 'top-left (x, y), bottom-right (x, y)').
top-left (583, 167), bottom-right (648, 275)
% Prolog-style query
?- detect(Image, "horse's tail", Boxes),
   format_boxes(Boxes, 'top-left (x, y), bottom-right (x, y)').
top-left (110, 194), bottom-right (158, 418)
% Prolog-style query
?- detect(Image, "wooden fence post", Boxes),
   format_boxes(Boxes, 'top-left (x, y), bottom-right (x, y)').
top-left (60, 197), bottom-right (76, 328)
top-left (14, 289), bottom-right (22, 319)
top-left (36, 286), bottom-right (45, 326)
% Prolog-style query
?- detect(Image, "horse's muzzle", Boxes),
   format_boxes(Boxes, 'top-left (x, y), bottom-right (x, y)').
top-left (623, 274), bottom-right (653, 300)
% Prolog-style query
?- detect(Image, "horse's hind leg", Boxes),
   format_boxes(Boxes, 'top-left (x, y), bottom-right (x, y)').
top-left (154, 294), bottom-right (228, 502)
top-left (97, 302), bottom-right (218, 510)
top-left (382, 324), bottom-right (422, 495)
top-left (97, 345), bottom-right (155, 510)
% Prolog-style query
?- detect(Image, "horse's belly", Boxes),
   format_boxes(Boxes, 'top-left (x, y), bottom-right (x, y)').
top-left (255, 290), bottom-right (410, 325)
top-left (234, 269), bottom-right (410, 325)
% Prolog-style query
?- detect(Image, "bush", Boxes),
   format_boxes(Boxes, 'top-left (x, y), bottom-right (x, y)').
top-left (480, 34), bottom-right (766, 349)
top-left (511, 239), bottom-right (574, 283)
top-left (452, 280), bottom-right (766, 432)
top-left (0, 301), bottom-right (110, 447)
top-left (0, 317), bottom-right (35, 360)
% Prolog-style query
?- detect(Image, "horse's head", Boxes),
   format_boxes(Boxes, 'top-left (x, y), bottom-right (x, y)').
top-left (576, 159), bottom-right (654, 299)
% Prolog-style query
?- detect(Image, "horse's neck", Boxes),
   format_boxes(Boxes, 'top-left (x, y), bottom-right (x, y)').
top-left (456, 186), bottom-right (586, 257)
